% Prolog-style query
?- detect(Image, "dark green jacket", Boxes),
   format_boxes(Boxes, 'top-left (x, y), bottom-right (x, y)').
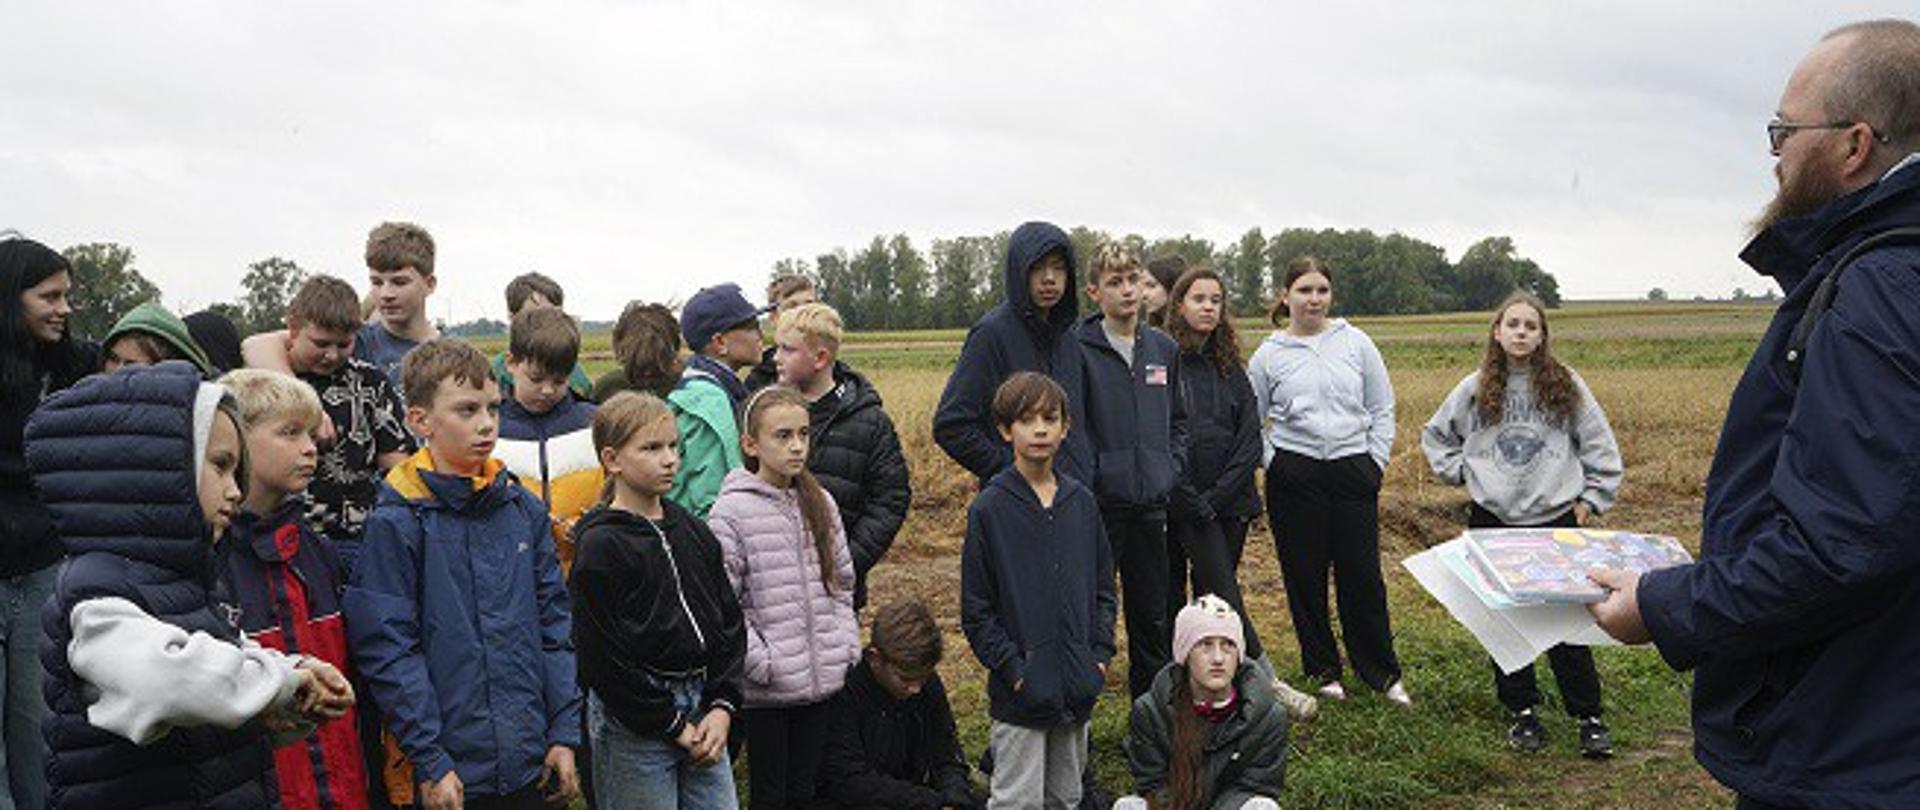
top-left (1125, 663), bottom-right (1289, 809)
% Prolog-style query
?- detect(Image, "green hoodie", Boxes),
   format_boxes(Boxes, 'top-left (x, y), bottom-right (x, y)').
top-left (104, 302), bottom-right (215, 377)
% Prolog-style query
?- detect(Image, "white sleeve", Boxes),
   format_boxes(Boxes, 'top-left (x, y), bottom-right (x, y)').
top-left (1420, 375), bottom-right (1475, 485)
top-left (68, 597), bottom-right (302, 745)
top-left (1359, 334), bottom-right (1396, 471)
top-left (1248, 343), bottom-right (1276, 469)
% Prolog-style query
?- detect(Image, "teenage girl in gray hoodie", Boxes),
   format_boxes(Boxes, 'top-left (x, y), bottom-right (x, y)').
top-left (1246, 257), bottom-right (1408, 707)
top-left (1420, 291), bottom-right (1623, 758)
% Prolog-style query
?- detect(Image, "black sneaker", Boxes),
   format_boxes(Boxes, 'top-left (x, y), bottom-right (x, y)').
top-left (1578, 716), bottom-right (1614, 759)
top-left (1507, 708), bottom-right (1547, 752)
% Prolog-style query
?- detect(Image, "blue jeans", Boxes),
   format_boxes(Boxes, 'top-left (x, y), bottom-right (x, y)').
top-left (0, 566), bottom-right (52, 810)
top-left (588, 693), bottom-right (736, 810)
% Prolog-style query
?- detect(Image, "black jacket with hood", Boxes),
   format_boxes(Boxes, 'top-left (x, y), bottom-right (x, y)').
top-left (933, 222), bottom-right (1093, 486)
top-left (806, 363), bottom-right (910, 610)
top-left (1172, 343), bottom-right (1263, 522)
top-left (568, 500), bottom-right (745, 740)
top-left (818, 657), bottom-right (977, 810)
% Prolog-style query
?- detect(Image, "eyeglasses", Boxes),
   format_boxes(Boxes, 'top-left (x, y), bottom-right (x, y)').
top-left (1767, 118), bottom-right (1890, 156)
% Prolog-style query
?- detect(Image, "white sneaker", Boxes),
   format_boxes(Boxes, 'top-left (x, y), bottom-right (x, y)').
top-left (1384, 680), bottom-right (1413, 708)
top-left (1316, 681), bottom-right (1348, 701)
top-left (1272, 678), bottom-right (1319, 724)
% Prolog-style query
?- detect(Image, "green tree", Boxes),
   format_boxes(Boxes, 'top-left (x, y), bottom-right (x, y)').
top-left (238, 257), bottom-right (307, 336)
top-left (62, 243), bottom-right (160, 341)
top-left (888, 235), bottom-right (930, 329)
top-left (1647, 287), bottom-right (1669, 302)
top-left (1223, 228), bottom-right (1269, 317)
top-left (849, 237), bottom-right (894, 329)
top-left (930, 236), bottom-right (995, 328)
top-left (814, 249), bottom-right (854, 323)
top-left (1454, 236), bottom-right (1559, 310)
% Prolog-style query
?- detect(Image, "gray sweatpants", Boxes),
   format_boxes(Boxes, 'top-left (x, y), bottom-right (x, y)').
top-left (988, 720), bottom-right (1089, 809)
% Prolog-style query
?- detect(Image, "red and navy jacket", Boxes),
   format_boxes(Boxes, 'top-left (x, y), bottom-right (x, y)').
top-left (216, 497), bottom-right (369, 810)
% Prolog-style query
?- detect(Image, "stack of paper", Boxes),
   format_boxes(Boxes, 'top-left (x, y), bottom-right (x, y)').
top-left (1403, 528), bottom-right (1692, 674)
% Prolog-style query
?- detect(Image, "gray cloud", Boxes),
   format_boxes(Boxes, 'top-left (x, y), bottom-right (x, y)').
top-left (3, 1), bottom-right (1911, 321)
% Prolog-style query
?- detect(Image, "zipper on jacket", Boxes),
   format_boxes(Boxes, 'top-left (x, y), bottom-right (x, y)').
top-left (642, 515), bottom-right (707, 650)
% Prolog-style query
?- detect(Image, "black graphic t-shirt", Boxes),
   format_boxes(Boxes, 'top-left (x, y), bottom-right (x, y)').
top-left (300, 358), bottom-right (412, 544)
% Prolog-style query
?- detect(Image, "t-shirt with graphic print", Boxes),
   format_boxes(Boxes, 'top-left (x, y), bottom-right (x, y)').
top-left (299, 357), bottom-right (412, 567)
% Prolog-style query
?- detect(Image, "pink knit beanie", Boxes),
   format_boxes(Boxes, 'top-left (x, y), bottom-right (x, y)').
top-left (1172, 594), bottom-right (1246, 665)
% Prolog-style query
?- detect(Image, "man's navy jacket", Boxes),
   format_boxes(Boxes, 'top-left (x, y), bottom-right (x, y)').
top-left (1638, 160), bottom-right (1920, 807)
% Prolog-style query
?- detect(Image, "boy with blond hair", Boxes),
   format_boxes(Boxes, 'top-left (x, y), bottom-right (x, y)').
top-left (773, 302), bottom-right (908, 611)
top-left (216, 368), bottom-right (371, 810)
top-left (745, 273), bottom-right (818, 393)
top-left (495, 306), bottom-right (602, 572)
top-left (346, 339), bottom-right (580, 809)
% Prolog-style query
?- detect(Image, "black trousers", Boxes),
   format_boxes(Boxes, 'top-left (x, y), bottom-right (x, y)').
top-left (744, 700), bottom-right (833, 810)
top-left (1470, 504), bottom-right (1604, 718)
top-left (1266, 450), bottom-right (1401, 689)
top-left (465, 783), bottom-right (549, 810)
top-left (1105, 509), bottom-right (1171, 699)
top-left (1167, 515), bottom-right (1264, 661)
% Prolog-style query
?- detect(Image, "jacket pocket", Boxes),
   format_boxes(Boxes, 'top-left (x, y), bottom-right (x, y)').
top-left (1060, 641), bottom-right (1104, 710)
top-left (1011, 641), bottom-right (1068, 719)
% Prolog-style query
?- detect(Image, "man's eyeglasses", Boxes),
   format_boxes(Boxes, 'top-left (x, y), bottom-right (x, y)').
top-left (1768, 118), bottom-right (1891, 156)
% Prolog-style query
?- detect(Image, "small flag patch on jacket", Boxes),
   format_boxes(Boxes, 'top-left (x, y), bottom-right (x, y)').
top-left (1145, 364), bottom-right (1168, 386)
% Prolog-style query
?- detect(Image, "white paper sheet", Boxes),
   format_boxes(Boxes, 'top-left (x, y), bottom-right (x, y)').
top-left (1403, 538), bottom-right (1620, 674)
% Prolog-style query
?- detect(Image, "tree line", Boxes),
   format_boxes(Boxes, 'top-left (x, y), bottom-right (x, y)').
top-left (774, 227), bottom-right (1562, 331)
top-left (43, 226), bottom-right (1562, 343)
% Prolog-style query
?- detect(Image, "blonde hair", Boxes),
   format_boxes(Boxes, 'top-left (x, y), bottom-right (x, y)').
top-left (591, 391), bottom-right (677, 506)
top-left (778, 302), bottom-right (844, 355)
top-left (1088, 240), bottom-right (1144, 283)
top-left (218, 369), bottom-right (325, 432)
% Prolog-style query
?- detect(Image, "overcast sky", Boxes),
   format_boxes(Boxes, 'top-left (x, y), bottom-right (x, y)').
top-left (4, 2), bottom-right (1914, 323)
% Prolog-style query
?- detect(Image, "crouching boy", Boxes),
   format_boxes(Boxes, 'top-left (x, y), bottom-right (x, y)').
top-left (820, 599), bottom-right (978, 810)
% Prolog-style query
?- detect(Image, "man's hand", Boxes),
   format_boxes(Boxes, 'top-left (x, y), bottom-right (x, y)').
top-left (419, 771), bottom-right (463, 810)
top-left (691, 710), bottom-right (731, 767)
top-left (539, 745), bottom-right (579, 805)
top-left (1587, 568), bottom-right (1651, 644)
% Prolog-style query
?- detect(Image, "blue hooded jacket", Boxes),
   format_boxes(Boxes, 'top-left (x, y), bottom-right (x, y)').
top-left (1637, 160), bottom-right (1920, 807)
top-left (960, 467), bottom-right (1116, 728)
top-left (933, 222), bottom-right (1093, 485)
top-left (27, 362), bottom-right (280, 810)
top-left (1073, 315), bottom-right (1188, 513)
top-left (344, 449), bottom-right (580, 798)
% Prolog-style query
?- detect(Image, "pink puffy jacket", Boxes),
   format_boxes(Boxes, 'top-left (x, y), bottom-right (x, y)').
top-left (708, 468), bottom-right (861, 707)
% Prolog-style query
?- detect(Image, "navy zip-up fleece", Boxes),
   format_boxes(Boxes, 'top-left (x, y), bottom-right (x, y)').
top-left (1073, 315), bottom-right (1187, 513)
top-left (960, 468), bottom-right (1116, 728)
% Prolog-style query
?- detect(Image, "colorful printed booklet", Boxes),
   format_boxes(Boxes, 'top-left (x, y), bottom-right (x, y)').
top-left (1463, 528), bottom-right (1694, 605)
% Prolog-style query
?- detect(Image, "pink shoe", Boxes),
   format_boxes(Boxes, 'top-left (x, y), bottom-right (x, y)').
top-left (1316, 681), bottom-right (1348, 701)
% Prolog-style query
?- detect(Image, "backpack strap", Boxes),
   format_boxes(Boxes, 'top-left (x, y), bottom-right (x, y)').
top-left (1786, 225), bottom-right (1920, 381)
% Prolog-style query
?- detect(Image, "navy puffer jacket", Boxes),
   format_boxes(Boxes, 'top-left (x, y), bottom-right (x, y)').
top-left (27, 362), bottom-right (280, 810)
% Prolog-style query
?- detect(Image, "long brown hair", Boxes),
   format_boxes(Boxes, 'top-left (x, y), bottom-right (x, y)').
top-left (1164, 675), bottom-right (1211, 810)
top-left (590, 391), bottom-right (676, 507)
top-left (1477, 291), bottom-right (1579, 429)
top-left (1267, 256), bottom-right (1332, 328)
top-left (1165, 266), bottom-right (1242, 372)
top-left (741, 386), bottom-right (839, 593)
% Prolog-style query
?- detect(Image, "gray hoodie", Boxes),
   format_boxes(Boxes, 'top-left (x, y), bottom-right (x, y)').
top-left (1419, 366), bottom-right (1623, 525)
top-left (1246, 319), bottom-right (1395, 470)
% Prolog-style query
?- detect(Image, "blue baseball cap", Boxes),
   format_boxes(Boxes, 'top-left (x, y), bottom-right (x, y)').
top-left (681, 283), bottom-right (769, 350)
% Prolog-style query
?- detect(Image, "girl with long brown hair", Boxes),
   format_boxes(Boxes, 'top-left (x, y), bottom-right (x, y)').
top-left (1164, 267), bottom-right (1267, 661)
top-left (707, 386), bottom-right (859, 810)
top-left (1117, 596), bottom-right (1289, 810)
top-left (1420, 291), bottom-right (1622, 758)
